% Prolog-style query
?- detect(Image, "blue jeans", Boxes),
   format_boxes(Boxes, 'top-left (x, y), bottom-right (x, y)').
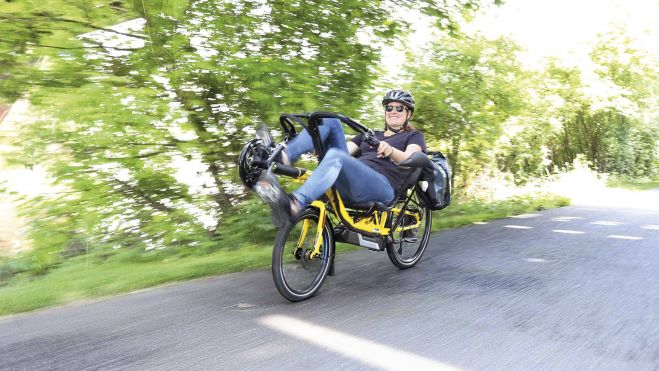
top-left (285, 118), bottom-right (395, 208)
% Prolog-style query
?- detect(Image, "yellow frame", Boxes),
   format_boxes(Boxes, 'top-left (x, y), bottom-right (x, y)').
top-left (289, 170), bottom-right (421, 259)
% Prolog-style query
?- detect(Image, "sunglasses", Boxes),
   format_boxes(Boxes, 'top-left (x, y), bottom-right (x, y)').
top-left (385, 105), bottom-right (407, 113)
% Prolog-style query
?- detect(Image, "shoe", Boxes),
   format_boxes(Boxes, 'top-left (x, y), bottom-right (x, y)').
top-left (253, 170), bottom-right (293, 228)
top-left (401, 208), bottom-right (419, 242)
top-left (401, 228), bottom-right (419, 243)
top-left (255, 122), bottom-right (274, 148)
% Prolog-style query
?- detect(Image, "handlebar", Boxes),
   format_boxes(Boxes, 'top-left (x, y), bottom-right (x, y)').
top-left (279, 111), bottom-right (380, 147)
top-left (362, 131), bottom-right (380, 147)
top-left (272, 163), bottom-right (307, 178)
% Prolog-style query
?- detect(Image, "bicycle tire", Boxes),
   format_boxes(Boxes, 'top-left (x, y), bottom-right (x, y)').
top-left (386, 197), bottom-right (432, 269)
top-left (272, 209), bottom-right (334, 301)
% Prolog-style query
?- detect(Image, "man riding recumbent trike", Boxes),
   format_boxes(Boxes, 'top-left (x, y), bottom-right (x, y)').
top-left (238, 90), bottom-right (451, 301)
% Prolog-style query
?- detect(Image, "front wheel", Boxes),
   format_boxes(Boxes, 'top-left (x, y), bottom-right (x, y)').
top-left (272, 209), bottom-right (334, 301)
top-left (386, 197), bottom-right (432, 269)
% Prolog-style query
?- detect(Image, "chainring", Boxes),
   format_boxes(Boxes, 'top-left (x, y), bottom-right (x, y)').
top-left (238, 139), bottom-right (270, 188)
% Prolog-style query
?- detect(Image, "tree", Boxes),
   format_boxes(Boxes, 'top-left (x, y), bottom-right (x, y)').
top-left (408, 34), bottom-right (527, 188)
top-left (542, 31), bottom-right (659, 177)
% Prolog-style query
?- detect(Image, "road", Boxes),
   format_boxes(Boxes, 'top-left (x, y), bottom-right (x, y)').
top-left (1, 200), bottom-right (658, 370)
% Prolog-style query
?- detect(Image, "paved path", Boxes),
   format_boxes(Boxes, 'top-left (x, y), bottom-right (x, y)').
top-left (1, 202), bottom-right (658, 370)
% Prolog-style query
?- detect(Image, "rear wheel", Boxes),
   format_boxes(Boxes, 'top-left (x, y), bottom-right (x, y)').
top-left (272, 209), bottom-right (334, 301)
top-left (386, 195), bottom-right (432, 269)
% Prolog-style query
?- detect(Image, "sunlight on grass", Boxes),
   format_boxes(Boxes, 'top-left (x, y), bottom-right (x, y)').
top-left (0, 245), bottom-right (272, 315)
top-left (536, 159), bottom-right (659, 210)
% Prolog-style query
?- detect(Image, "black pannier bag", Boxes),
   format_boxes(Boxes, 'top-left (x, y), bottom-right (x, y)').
top-left (416, 151), bottom-right (452, 210)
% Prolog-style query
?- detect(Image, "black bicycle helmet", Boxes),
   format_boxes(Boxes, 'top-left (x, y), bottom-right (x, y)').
top-left (382, 89), bottom-right (415, 112)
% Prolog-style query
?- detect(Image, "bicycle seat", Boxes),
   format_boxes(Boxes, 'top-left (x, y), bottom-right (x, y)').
top-left (346, 200), bottom-right (389, 211)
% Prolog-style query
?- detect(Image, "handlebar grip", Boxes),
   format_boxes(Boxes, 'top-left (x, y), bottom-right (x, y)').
top-left (272, 163), bottom-right (307, 178)
top-left (364, 132), bottom-right (380, 147)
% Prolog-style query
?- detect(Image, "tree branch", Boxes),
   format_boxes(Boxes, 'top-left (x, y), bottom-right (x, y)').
top-left (0, 14), bottom-right (149, 40)
top-left (0, 39), bottom-right (142, 52)
top-left (112, 178), bottom-right (174, 213)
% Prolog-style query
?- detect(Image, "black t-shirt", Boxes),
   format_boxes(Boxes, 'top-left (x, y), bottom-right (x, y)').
top-left (350, 130), bottom-right (427, 193)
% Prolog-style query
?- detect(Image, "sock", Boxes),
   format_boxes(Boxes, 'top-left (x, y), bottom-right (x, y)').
top-left (281, 150), bottom-right (291, 166)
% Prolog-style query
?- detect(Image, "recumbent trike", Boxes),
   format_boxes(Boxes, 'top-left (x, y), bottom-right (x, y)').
top-left (238, 111), bottom-right (435, 301)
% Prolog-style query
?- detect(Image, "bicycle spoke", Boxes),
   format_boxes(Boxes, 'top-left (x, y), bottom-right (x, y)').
top-left (273, 209), bottom-right (332, 301)
top-left (387, 195), bottom-right (432, 269)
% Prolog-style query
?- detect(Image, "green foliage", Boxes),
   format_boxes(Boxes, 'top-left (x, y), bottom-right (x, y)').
top-left (496, 126), bottom-right (551, 184)
top-left (2, 0), bottom-right (489, 274)
top-left (0, 0), bottom-right (132, 101)
top-left (539, 32), bottom-right (659, 178)
top-left (217, 198), bottom-right (277, 248)
top-left (409, 34), bottom-right (527, 187)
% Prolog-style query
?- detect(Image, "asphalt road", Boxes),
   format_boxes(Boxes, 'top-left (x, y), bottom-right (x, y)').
top-left (1, 201), bottom-right (658, 370)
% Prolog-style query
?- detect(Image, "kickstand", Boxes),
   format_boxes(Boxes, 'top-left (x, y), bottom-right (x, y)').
top-left (328, 258), bottom-right (335, 276)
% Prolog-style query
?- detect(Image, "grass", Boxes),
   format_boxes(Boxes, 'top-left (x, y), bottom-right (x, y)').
top-left (0, 192), bottom-right (570, 316)
top-left (0, 245), bottom-right (273, 315)
top-left (606, 176), bottom-right (659, 191)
